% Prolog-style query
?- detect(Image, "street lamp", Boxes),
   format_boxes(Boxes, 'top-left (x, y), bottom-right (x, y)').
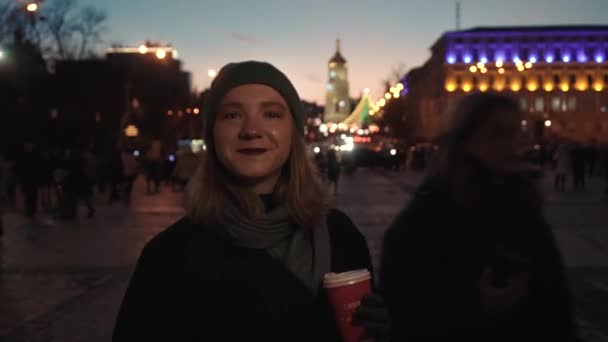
top-left (125, 125), bottom-right (139, 137)
top-left (208, 69), bottom-right (217, 78)
top-left (156, 49), bottom-right (166, 59)
top-left (138, 45), bottom-right (148, 54)
top-left (26, 3), bottom-right (38, 12)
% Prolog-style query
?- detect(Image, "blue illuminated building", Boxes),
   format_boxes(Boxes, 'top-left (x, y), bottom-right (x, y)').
top-left (402, 25), bottom-right (608, 144)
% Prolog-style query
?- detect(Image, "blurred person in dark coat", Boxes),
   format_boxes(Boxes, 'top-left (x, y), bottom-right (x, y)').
top-left (380, 92), bottom-right (580, 342)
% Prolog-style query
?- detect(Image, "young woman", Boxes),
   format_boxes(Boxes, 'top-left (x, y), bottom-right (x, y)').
top-left (113, 61), bottom-right (376, 341)
top-left (380, 92), bottom-right (580, 341)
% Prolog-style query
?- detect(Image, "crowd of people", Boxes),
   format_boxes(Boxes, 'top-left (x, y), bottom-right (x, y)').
top-left (551, 139), bottom-right (607, 193)
top-left (0, 141), bottom-right (201, 236)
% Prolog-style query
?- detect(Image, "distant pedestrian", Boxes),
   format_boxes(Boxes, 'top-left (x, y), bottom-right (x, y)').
top-left (326, 148), bottom-right (340, 194)
top-left (121, 151), bottom-right (139, 201)
top-left (144, 139), bottom-right (163, 195)
top-left (553, 142), bottom-right (571, 192)
top-left (587, 139), bottom-right (599, 177)
top-left (571, 143), bottom-right (586, 191)
top-left (0, 153), bottom-right (6, 237)
top-left (62, 149), bottom-right (95, 219)
top-left (602, 146), bottom-right (608, 196)
top-left (16, 142), bottom-right (41, 219)
top-left (380, 92), bottom-right (580, 341)
top-left (171, 147), bottom-right (198, 191)
top-left (313, 150), bottom-right (327, 180)
top-left (113, 61), bottom-right (384, 341)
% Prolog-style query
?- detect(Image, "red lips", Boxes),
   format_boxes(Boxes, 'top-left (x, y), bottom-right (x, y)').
top-left (236, 148), bottom-right (269, 155)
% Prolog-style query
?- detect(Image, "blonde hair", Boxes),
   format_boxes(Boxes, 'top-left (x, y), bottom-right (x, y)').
top-left (184, 130), bottom-right (331, 229)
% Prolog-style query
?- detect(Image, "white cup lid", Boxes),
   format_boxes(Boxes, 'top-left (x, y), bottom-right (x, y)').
top-left (323, 269), bottom-right (371, 288)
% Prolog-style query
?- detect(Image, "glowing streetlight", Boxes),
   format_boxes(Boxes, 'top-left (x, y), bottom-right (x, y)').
top-left (193, 108), bottom-right (200, 115)
top-left (469, 66), bottom-right (477, 73)
top-left (125, 125), bottom-right (139, 137)
top-left (26, 3), bottom-right (38, 12)
top-left (0, 50), bottom-right (4, 59)
top-left (544, 120), bottom-right (552, 127)
top-left (138, 45), bottom-right (148, 54)
top-left (384, 93), bottom-right (391, 100)
top-left (156, 49), bottom-right (167, 59)
top-left (208, 69), bottom-right (217, 78)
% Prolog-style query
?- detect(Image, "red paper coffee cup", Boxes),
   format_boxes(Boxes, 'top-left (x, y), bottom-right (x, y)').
top-left (324, 269), bottom-right (372, 342)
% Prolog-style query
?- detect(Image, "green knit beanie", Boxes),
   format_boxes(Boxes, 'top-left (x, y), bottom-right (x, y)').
top-left (202, 61), bottom-right (305, 143)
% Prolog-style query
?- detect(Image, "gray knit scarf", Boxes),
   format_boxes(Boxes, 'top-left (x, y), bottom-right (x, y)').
top-left (217, 200), bottom-right (330, 293)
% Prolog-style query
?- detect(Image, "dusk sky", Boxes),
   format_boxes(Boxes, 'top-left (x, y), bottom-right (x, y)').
top-left (81, 0), bottom-right (608, 104)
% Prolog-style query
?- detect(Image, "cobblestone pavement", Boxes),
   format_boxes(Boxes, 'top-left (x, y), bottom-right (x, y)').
top-left (1, 168), bottom-right (607, 341)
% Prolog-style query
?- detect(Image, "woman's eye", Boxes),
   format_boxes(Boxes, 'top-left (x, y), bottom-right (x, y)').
top-left (265, 111), bottom-right (282, 118)
top-left (222, 112), bottom-right (240, 119)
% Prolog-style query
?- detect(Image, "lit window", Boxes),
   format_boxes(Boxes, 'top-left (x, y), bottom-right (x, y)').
top-left (519, 98), bottom-right (528, 111)
top-left (330, 71), bottom-right (336, 79)
top-left (568, 97), bottom-right (576, 111)
top-left (535, 97), bottom-right (544, 111)
top-left (552, 97), bottom-right (561, 111)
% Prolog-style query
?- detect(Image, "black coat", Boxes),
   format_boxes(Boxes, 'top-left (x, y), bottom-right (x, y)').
top-left (380, 175), bottom-right (580, 342)
top-left (113, 210), bottom-right (372, 341)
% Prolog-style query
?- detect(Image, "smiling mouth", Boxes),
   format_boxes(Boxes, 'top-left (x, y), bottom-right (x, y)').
top-left (237, 148), bottom-right (269, 155)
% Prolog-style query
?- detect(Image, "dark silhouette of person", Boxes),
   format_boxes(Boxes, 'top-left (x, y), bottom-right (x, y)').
top-left (380, 93), bottom-right (580, 342)
top-left (587, 139), bottom-right (599, 177)
top-left (326, 149), bottom-right (340, 194)
top-left (62, 148), bottom-right (95, 219)
top-left (571, 143), bottom-right (586, 191)
top-left (16, 142), bottom-right (41, 219)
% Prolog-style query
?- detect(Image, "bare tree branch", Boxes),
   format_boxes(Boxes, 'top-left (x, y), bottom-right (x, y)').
top-left (10, 0), bottom-right (109, 60)
top-left (75, 6), bottom-right (107, 59)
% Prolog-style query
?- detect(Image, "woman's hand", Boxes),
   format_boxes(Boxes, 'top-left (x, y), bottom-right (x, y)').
top-left (353, 293), bottom-right (390, 342)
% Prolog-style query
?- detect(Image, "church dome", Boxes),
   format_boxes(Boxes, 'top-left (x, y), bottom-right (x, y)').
top-left (329, 39), bottom-right (347, 64)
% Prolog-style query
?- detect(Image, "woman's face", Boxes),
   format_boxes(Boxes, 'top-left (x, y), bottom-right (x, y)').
top-left (466, 109), bottom-right (527, 174)
top-left (213, 84), bottom-right (294, 194)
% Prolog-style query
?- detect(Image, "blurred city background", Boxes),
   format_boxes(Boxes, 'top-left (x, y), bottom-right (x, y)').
top-left (0, 0), bottom-right (607, 340)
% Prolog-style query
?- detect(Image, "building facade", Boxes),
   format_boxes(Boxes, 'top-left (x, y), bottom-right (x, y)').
top-left (403, 26), bottom-right (608, 144)
top-left (324, 39), bottom-right (351, 124)
top-left (52, 42), bottom-right (191, 153)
